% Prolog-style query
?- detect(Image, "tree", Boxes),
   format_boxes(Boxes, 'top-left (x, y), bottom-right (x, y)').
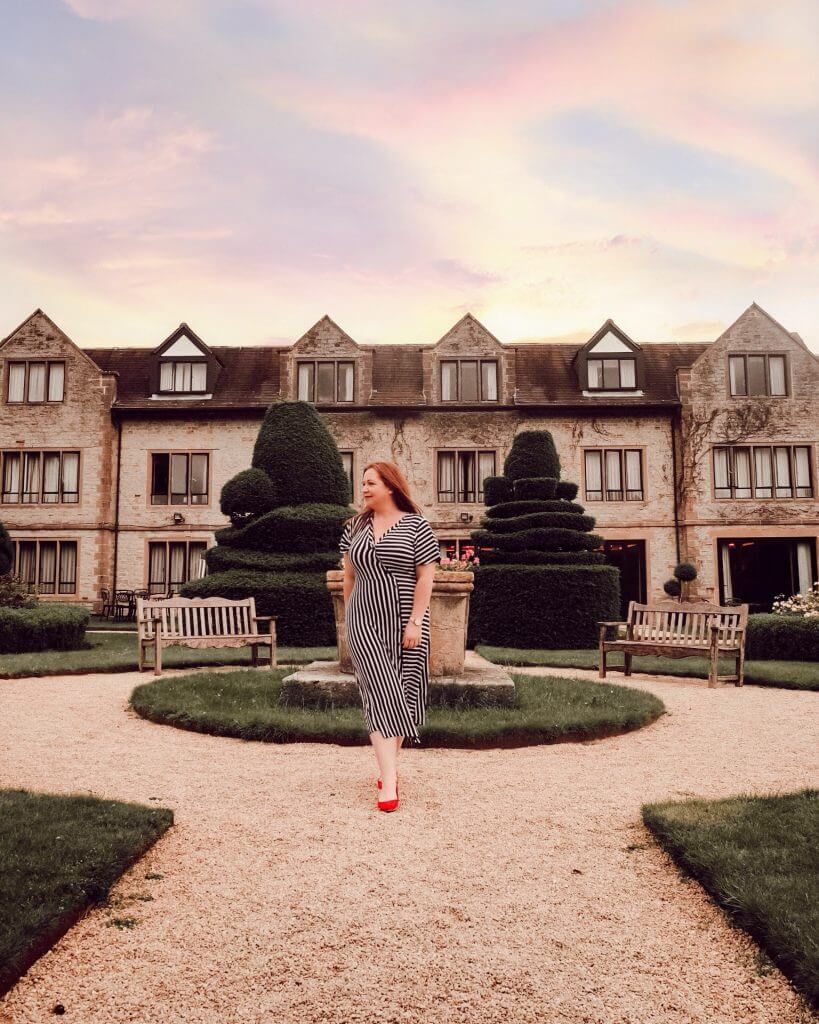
top-left (181, 402), bottom-right (353, 645)
top-left (468, 430), bottom-right (620, 648)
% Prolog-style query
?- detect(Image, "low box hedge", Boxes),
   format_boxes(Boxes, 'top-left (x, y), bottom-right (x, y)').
top-left (0, 604), bottom-right (89, 654)
top-left (746, 615), bottom-right (819, 662)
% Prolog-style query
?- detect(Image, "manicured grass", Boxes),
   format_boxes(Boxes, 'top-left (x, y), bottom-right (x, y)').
top-left (130, 668), bottom-right (665, 747)
top-left (476, 646), bottom-right (819, 692)
top-left (643, 789), bottom-right (819, 1011)
top-left (0, 633), bottom-right (337, 678)
top-left (88, 615), bottom-right (139, 632)
top-left (0, 789), bottom-right (173, 997)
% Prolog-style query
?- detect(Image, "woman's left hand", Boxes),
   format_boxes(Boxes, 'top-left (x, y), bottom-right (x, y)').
top-left (402, 621), bottom-right (422, 649)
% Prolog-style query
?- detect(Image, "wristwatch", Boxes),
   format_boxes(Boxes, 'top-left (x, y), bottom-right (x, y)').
top-left (411, 616), bottom-right (423, 626)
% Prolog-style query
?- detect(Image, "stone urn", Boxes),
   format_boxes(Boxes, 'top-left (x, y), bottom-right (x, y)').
top-left (325, 569), bottom-right (474, 677)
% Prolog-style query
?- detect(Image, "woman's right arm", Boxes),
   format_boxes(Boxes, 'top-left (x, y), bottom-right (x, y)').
top-left (342, 553), bottom-right (355, 604)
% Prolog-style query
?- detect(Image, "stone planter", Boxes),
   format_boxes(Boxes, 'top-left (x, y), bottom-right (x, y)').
top-left (326, 569), bottom-right (474, 677)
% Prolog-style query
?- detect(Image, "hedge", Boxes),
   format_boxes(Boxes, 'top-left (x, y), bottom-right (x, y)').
top-left (214, 503), bottom-right (351, 554)
top-left (481, 511), bottom-right (595, 534)
top-left (220, 468), bottom-right (278, 526)
top-left (483, 476), bottom-right (514, 506)
top-left (181, 570), bottom-right (336, 645)
top-left (555, 481), bottom-right (579, 500)
top-left (503, 431), bottom-right (561, 481)
top-left (471, 527), bottom-right (604, 553)
top-left (485, 499), bottom-right (585, 519)
top-left (205, 546), bottom-right (341, 575)
top-left (478, 550), bottom-right (607, 566)
top-left (512, 477), bottom-right (558, 500)
top-left (0, 605), bottom-right (89, 654)
top-left (745, 615), bottom-right (819, 662)
top-left (468, 564), bottom-right (620, 648)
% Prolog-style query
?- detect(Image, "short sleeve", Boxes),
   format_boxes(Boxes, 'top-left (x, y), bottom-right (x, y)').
top-left (339, 520), bottom-right (352, 554)
top-left (413, 517), bottom-right (441, 565)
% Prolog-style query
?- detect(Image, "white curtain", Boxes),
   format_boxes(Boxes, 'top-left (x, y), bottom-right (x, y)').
top-left (18, 542), bottom-right (36, 589)
top-left (478, 451), bottom-right (495, 500)
top-left (728, 357), bottom-right (746, 396)
top-left (338, 363), bottom-right (354, 401)
top-left (441, 362), bottom-right (457, 400)
top-left (7, 364), bottom-right (25, 402)
top-left (148, 543), bottom-right (166, 594)
top-left (794, 447), bottom-right (811, 496)
top-left (47, 363), bottom-right (65, 401)
top-left (619, 359), bottom-right (636, 388)
top-left (625, 450), bottom-right (642, 496)
top-left (587, 359), bottom-right (603, 388)
top-left (713, 448), bottom-right (730, 494)
top-left (42, 453), bottom-right (61, 503)
top-left (61, 452), bottom-right (79, 502)
top-left (605, 450), bottom-right (622, 496)
top-left (189, 543), bottom-right (207, 580)
top-left (768, 356), bottom-right (786, 396)
top-left (170, 454), bottom-right (189, 502)
top-left (160, 362), bottom-right (174, 391)
top-left (584, 451), bottom-right (603, 497)
top-left (481, 361), bottom-right (498, 400)
top-left (27, 363), bottom-right (46, 402)
top-left (190, 454), bottom-right (208, 503)
top-left (59, 542), bottom-right (77, 593)
top-left (774, 447), bottom-right (792, 497)
top-left (297, 363), bottom-right (313, 401)
top-left (2, 453), bottom-right (20, 502)
top-left (437, 452), bottom-right (455, 500)
top-left (191, 362), bottom-right (207, 391)
top-left (176, 362), bottom-right (192, 392)
top-left (169, 543), bottom-right (186, 591)
top-left (720, 543), bottom-right (734, 602)
top-left (796, 542), bottom-right (813, 594)
top-left (22, 453), bottom-right (40, 502)
top-left (733, 448), bottom-right (751, 496)
top-left (38, 542), bottom-right (57, 593)
top-left (458, 451), bottom-right (475, 501)
top-left (753, 447), bottom-right (772, 497)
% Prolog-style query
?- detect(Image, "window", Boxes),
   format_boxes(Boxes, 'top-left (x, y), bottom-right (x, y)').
top-left (159, 360), bottom-right (208, 393)
top-left (150, 453), bottom-right (209, 505)
top-left (587, 358), bottom-right (637, 390)
top-left (296, 361), bottom-right (354, 403)
top-left (437, 450), bottom-right (496, 503)
top-left (713, 445), bottom-right (813, 499)
top-left (147, 540), bottom-right (208, 595)
top-left (584, 449), bottom-right (643, 501)
top-left (1, 450), bottom-right (80, 504)
top-left (439, 539), bottom-right (475, 561)
top-left (440, 360), bottom-right (498, 402)
top-left (339, 451), bottom-right (354, 500)
top-left (11, 539), bottom-right (77, 594)
top-left (728, 354), bottom-right (787, 397)
top-left (6, 361), bottom-right (65, 403)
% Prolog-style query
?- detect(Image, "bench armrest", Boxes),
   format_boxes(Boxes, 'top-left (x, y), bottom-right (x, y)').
top-left (253, 615), bottom-right (278, 624)
top-left (598, 621), bottom-right (626, 628)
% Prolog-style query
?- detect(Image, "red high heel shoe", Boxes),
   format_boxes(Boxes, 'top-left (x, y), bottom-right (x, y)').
top-left (377, 780), bottom-right (399, 813)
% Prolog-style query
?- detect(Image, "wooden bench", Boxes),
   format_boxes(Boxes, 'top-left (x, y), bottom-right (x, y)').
top-left (136, 596), bottom-right (278, 677)
top-left (598, 601), bottom-right (749, 687)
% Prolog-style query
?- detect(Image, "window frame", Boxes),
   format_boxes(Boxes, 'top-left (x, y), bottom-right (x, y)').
top-left (435, 448), bottom-right (497, 503)
top-left (583, 448), bottom-right (645, 502)
top-left (149, 451), bottom-right (210, 506)
top-left (5, 360), bottom-right (66, 404)
top-left (712, 444), bottom-right (813, 500)
top-left (439, 359), bottom-right (499, 403)
top-left (295, 359), bottom-right (355, 404)
top-left (10, 538), bottom-right (78, 595)
top-left (146, 539), bottom-right (209, 595)
top-left (727, 353), bottom-right (789, 398)
top-left (1, 449), bottom-right (81, 505)
top-left (158, 358), bottom-right (209, 395)
top-left (585, 357), bottom-right (638, 392)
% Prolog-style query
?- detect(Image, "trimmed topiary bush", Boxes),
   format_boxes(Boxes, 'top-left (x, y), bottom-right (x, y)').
top-left (663, 579), bottom-right (682, 598)
top-left (220, 468), bottom-right (278, 527)
top-left (0, 604), bottom-right (89, 653)
top-left (484, 476), bottom-right (514, 506)
top-left (181, 401), bottom-right (354, 645)
top-left (468, 429), bottom-right (619, 649)
top-left (745, 614), bottom-right (819, 662)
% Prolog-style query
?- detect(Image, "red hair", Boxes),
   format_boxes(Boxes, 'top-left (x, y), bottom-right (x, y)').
top-left (346, 461), bottom-right (421, 535)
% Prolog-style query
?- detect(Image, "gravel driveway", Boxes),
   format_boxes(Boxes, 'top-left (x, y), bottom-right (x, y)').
top-left (1, 665), bottom-right (817, 1024)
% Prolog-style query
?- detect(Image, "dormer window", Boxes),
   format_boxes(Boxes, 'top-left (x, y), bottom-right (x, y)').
top-left (297, 360), bottom-right (354, 403)
top-left (728, 354), bottom-right (787, 397)
top-left (440, 359), bottom-right (498, 402)
top-left (587, 357), bottom-right (636, 390)
top-left (159, 360), bottom-right (207, 393)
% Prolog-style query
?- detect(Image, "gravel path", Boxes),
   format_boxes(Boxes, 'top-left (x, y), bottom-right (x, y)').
top-left (1, 666), bottom-right (817, 1024)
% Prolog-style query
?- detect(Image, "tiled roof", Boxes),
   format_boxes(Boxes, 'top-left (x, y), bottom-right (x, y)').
top-left (86, 346), bottom-right (282, 409)
top-left (84, 340), bottom-right (708, 410)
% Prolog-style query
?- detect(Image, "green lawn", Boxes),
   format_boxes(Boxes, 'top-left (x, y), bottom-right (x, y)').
top-left (130, 668), bottom-right (665, 748)
top-left (643, 789), bottom-right (819, 1011)
top-left (0, 790), bottom-right (172, 996)
top-left (476, 646), bottom-right (819, 691)
top-left (0, 633), bottom-right (337, 678)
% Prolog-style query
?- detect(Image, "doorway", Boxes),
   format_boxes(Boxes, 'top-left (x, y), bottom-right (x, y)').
top-left (603, 540), bottom-right (647, 618)
top-left (718, 537), bottom-right (816, 612)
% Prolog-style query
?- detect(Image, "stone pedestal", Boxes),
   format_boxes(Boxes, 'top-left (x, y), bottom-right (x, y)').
top-left (326, 569), bottom-right (474, 678)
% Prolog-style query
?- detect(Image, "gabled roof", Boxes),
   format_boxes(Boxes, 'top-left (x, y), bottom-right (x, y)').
top-left (1, 309), bottom-right (116, 376)
top-left (571, 319), bottom-right (642, 366)
top-left (153, 322), bottom-right (223, 366)
top-left (431, 312), bottom-right (505, 350)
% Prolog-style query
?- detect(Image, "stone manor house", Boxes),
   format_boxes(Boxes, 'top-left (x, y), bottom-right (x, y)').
top-left (1, 304), bottom-right (818, 617)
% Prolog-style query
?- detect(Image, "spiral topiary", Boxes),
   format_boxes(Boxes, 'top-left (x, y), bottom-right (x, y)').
top-left (467, 430), bottom-right (620, 649)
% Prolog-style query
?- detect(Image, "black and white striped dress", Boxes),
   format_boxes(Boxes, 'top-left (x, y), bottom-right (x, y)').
top-left (339, 513), bottom-right (441, 745)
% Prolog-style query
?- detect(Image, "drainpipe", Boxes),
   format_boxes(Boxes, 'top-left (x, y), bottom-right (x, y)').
top-left (670, 410), bottom-right (681, 564)
top-left (112, 417), bottom-right (122, 594)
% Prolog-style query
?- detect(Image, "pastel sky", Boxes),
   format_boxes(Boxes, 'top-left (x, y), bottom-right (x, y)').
top-left (1, 0), bottom-right (818, 351)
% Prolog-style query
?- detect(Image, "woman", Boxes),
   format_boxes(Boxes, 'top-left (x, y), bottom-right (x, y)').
top-left (339, 461), bottom-right (441, 812)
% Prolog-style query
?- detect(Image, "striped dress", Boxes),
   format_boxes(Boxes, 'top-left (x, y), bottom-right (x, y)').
top-left (339, 513), bottom-right (441, 745)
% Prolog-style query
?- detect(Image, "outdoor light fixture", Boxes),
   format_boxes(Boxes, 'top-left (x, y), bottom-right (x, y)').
top-left (172, 512), bottom-right (186, 524)
top-left (459, 512), bottom-right (473, 522)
